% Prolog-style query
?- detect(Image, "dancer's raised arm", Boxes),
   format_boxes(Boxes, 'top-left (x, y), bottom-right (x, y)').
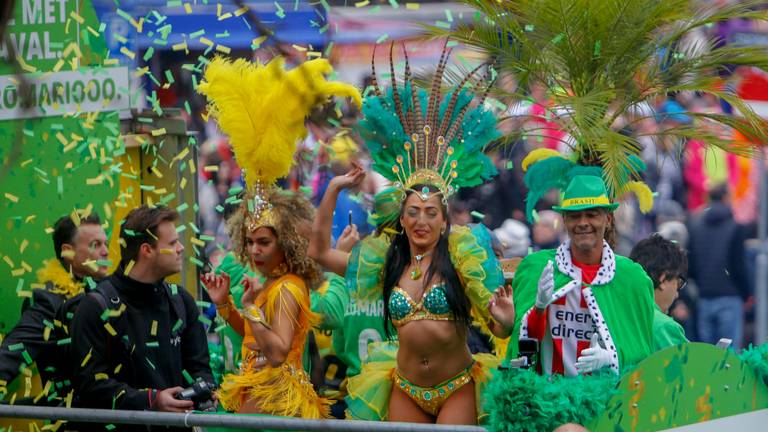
top-left (308, 163), bottom-right (366, 276)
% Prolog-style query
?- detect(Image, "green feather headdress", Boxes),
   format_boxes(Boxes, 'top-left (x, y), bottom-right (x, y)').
top-left (359, 42), bottom-right (501, 201)
top-left (522, 148), bottom-right (654, 223)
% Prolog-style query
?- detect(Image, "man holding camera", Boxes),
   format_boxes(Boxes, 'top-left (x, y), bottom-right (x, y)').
top-left (507, 176), bottom-right (655, 376)
top-left (70, 205), bottom-right (212, 430)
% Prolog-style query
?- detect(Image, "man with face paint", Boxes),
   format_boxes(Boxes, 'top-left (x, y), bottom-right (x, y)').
top-left (507, 175), bottom-right (655, 376)
top-left (0, 212), bottom-right (109, 402)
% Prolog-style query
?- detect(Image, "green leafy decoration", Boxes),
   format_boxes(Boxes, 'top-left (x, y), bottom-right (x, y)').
top-left (426, 0), bottom-right (768, 194)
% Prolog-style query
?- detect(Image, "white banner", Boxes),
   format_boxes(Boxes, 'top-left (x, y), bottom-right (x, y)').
top-left (0, 67), bottom-right (130, 120)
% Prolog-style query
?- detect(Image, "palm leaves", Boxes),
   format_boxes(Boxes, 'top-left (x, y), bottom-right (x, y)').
top-left (427, 0), bottom-right (768, 194)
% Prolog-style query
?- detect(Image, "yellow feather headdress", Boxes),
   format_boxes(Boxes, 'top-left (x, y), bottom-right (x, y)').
top-left (198, 56), bottom-right (361, 229)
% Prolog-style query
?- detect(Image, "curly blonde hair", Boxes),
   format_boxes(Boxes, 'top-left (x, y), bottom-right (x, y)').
top-left (226, 189), bottom-right (323, 288)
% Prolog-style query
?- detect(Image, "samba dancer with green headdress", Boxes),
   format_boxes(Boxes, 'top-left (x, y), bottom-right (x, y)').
top-left (308, 43), bottom-right (514, 425)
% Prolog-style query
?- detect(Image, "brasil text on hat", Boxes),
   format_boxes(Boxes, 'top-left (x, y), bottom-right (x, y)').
top-left (552, 175), bottom-right (620, 213)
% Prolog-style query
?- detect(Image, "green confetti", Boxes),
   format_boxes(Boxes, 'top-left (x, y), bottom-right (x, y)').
top-left (376, 34), bottom-right (389, 44)
top-left (182, 369), bottom-right (194, 385)
top-left (8, 343), bottom-right (24, 351)
top-left (552, 33), bottom-right (564, 44)
top-left (189, 257), bottom-right (204, 268)
top-left (445, 9), bottom-right (453, 22)
top-left (56, 338), bottom-right (71, 346)
top-left (435, 20), bottom-right (451, 29)
top-left (165, 69), bottom-right (175, 84)
top-left (176, 224), bottom-right (187, 233)
top-left (190, 29), bottom-right (205, 39)
top-left (388, 0), bottom-right (399, 8)
top-left (594, 41), bottom-right (601, 57)
top-left (22, 351), bottom-right (32, 365)
top-left (470, 211), bottom-right (485, 220)
top-left (506, 160), bottom-right (514, 169)
top-left (176, 202), bottom-right (189, 213)
top-left (145, 341), bottom-right (159, 348)
top-left (274, 2), bottom-right (286, 18)
top-left (525, 24), bottom-right (534, 32)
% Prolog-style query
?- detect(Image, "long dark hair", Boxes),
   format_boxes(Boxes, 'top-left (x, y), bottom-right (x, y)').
top-left (382, 185), bottom-right (471, 338)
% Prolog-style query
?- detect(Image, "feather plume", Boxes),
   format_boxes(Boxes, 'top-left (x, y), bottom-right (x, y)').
top-left (521, 148), bottom-right (564, 172)
top-left (199, 57), bottom-right (361, 188)
top-left (623, 181), bottom-right (654, 213)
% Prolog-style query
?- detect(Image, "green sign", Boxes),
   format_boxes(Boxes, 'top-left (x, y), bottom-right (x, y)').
top-left (0, 0), bottom-right (125, 339)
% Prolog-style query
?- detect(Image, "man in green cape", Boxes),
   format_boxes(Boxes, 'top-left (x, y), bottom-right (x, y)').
top-left (508, 175), bottom-right (655, 375)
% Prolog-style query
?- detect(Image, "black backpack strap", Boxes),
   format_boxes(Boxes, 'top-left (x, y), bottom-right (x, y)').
top-left (89, 280), bottom-right (131, 353)
top-left (163, 283), bottom-right (187, 337)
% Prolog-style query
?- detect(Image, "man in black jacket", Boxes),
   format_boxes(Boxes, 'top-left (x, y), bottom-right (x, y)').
top-left (688, 184), bottom-right (749, 349)
top-left (70, 205), bottom-right (212, 429)
top-left (0, 212), bottom-right (109, 402)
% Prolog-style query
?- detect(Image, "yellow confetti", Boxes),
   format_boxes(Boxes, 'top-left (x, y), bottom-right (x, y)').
top-left (292, 44), bottom-right (307, 52)
top-left (21, 261), bottom-right (32, 272)
top-left (152, 128), bottom-right (167, 137)
top-left (69, 11), bottom-right (85, 24)
top-left (215, 44), bottom-right (231, 54)
top-left (52, 59), bottom-right (65, 72)
top-left (3, 256), bottom-right (14, 267)
top-left (184, 3), bottom-right (193, 13)
top-left (4, 193), bottom-right (19, 203)
top-left (355, 0), bottom-right (370, 7)
top-left (150, 166), bottom-right (164, 178)
top-left (219, 12), bottom-right (233, 21)
top-left (203, 165), bottom-right (219, 172)
top-left (172, 41), bottom-right (189, 53)
top-left (11, 268), bottom-right (25, 277)
top-left (151, 320), bottom-right (158, 336)
top-left (94, 373), bottom-right (109, 380)
top-left (120, 47), bottom-right (136, 60)
top-left (80, 348), bottom-right (93, 367)
top-left (189, 159), bottom-right (196, 174)
top-left (199, 37), bottom-right (214, 47)
top-left (20, 158), bottom-right (33, 167)
top-left (191, 237), bottom-right (205, 247)
top-left (104, 323), bottom-right (117, 337)
top-left (56, 132), bottom-right (68, 146)
top-left (123, 259), bottom-right (135, 276)
top-left (114, 364), bottom-right (122, 374)
top-left (104, 58), bottom-right (119, 66)
top-left (86, 176), bottom-right (103, 185)
top-left (235, 6), bottom-right (249, 16)
top-left (406, 2), bottom-right (420, 9)
top-left (134, 66), bottom-right (150, 77)
top-left (180, 177), bottom-right (188, 189)
top-left (43, 326), bottom-right (51, 341)
top-left (252, 36), bottom-right (268, 48)
top-left (20, 239), bottom-right (28, 253)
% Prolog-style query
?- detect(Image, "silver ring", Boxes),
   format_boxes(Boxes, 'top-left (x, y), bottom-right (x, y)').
top-left (184, 410), bottom-right (192, 427)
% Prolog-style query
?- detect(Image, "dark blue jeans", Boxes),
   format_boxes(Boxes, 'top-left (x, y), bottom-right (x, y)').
top-left (697, 296), bottom-right (744, 349)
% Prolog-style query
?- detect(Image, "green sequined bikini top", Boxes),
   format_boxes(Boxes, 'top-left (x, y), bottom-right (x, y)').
top-left (389, 283), bottom-right (452, 327)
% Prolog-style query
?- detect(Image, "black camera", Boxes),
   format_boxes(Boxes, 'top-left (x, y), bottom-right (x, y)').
top-left (499, 338), bottom-right (539, 370)
top-left (175, 379), bottom-right (216, 412)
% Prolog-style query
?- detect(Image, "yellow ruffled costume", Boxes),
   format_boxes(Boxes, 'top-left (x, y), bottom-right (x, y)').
top-left (343, 226), bottom-right (503, 423)
top-left (217, 274), bottom-right (331, 418)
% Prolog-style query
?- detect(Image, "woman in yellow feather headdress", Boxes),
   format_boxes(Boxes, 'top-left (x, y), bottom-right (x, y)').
top-left (198, 56), bottom-right (361, 417)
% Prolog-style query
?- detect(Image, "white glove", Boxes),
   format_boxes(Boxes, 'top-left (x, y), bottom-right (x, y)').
top-left (535, 260), bottom-right (555, 310)
top-left (575, 333), bottom-right (612, 374)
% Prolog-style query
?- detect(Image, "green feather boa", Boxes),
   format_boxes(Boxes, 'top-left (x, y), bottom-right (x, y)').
top-left (483, 368), bottom-right (620, 432)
